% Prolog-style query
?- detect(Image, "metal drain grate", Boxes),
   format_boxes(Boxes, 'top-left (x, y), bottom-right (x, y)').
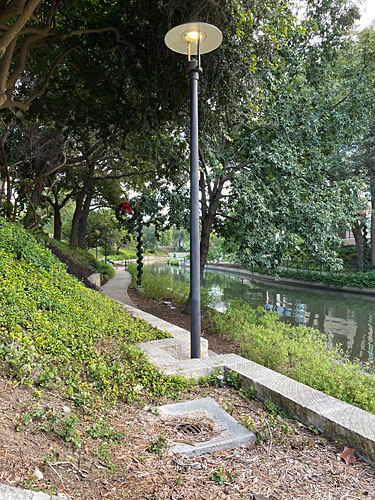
top-left (176, 422), bottom-right (202, 436)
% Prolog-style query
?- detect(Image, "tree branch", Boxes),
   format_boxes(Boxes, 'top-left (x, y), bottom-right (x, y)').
top-left (0, 0), bottom-right (41, 54)
top-left (4, 44), bottom-right (78, 110)
top-left (93, 169), bottom-right (157, 181)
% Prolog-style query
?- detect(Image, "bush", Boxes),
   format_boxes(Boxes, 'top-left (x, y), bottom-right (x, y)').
top-left (128, 263), bottom-right (211, 308)
top-left (274, 268), bottom-right (375, 288)
top-left (207, 301), bottom-right (375, 414)
top-left (40, 236), bottom-right (115, 285)
top-left (0, 219), bottom-right (193, 406)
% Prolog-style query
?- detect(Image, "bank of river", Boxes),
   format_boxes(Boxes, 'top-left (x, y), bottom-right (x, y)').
top-left (145, 261), bottom-right (374, 365)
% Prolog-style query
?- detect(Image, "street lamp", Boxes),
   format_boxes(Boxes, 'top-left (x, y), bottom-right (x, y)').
top-left (165, 22), bottom-right (222, 358)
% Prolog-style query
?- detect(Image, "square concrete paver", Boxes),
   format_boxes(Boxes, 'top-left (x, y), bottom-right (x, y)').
top-left (157, 397), bottom-right (255, 456)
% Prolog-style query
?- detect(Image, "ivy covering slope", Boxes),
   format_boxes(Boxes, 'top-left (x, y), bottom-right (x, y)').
top-left (41, 236), bottom-right (115, 286)
top-left (0, 219), bottom-right (191, 406)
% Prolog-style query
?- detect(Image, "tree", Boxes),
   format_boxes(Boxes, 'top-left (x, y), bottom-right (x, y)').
top-left (0, 0), bottom-right (135, 111)
top-left (324, 25), bottom-right (375, 269)
top-left (154, 0), bottom-right (363, 288)
top-left (142, 225), bottom-right (158, 252)
top-left (87, 210), bottom-right (126, 254)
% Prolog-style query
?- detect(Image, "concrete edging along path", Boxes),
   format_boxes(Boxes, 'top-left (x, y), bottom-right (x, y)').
top-left (101, 269), bottom-right (375, 465)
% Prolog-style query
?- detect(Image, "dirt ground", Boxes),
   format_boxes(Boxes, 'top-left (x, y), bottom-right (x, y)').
top-left (0, 289), bottom-right (374, 499)
top-left (1, 376), bottom-right (375, 500)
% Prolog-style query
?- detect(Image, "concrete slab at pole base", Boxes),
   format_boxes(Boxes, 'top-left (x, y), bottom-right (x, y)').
top-left (117, 301), bottom-right (208, 358)
top-left (0, 485), bottom-right (67, 500)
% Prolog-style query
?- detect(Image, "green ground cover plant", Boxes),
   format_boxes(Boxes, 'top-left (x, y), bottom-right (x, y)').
top-left (168, 257), bottom-right (180, 266)
top-left (0, 218), bottom-right (192, 409)
top-left (207, 300), bottom-right (375, 414)
top-left (127, 263), bottom-right (211, 308)
top-left (40, 235), bottom-right (115, 284)
top-left (96, 249), bottom-right (137, 261)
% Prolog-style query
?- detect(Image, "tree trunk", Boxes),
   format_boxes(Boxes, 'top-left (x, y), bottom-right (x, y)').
top-left (352, 223), bottom-right (364, 271)
top-left (78, 194), bottom-right (92, 249)
top-left (23, 164), bottom-right (46, 227)
top-left (70, 166), bottom-right (94, 248)
top-left (53, 204), bottom-right (62, 241)
top-left (200, 215), bottom-right (214, 280)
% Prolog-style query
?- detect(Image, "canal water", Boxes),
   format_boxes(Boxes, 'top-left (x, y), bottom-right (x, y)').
top-left (145, 261), bottom-right (374, 365)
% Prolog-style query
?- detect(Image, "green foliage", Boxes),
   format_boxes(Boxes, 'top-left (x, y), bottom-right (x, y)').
top-left (0, 220), bottom-right (56, 270)
top-left (16, 404), bottom-right (81, 447)
top-left (93, 443), bottom-right (117, 472)
top-left (225, 370), bottom-right (243, 391)
top-left (41, 235), bottom-right (115, 284)
top-left (0, 220), bottom-right (193, 408)
top-left (208, 301), bottom-right (375, 414)
top-left (283, 245), bottom-right (359, 273)
top-left (147, 434), bottom-right (167, 456)
top-left (86, 421), bottom-right (125, 443)
top-left (87, 210), bottom-right (129, 254)
top-left (101, 249), bottom-right (137, 261)
top-left (199, 368), bottom-right (225, 388)
top-left (128, 263), bottom-right (212, 309)
top-left (212, 468), bottom-right (236, 485)
top-left (269, 268), bottom-right (375, 288)
top-left (264, 400), bottom-right (289, 418)
top-left (168, 258), bottom-right (180, 266)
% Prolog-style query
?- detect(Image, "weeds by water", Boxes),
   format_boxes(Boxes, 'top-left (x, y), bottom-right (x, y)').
top-left (208, 300), bottom-right (375, 414)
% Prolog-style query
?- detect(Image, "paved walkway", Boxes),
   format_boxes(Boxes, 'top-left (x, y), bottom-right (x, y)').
top-left (100, 267), bottom-right (136, 307)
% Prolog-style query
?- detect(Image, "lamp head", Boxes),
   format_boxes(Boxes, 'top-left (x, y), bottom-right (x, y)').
top-left (165, 22), bottom-right (222, 56)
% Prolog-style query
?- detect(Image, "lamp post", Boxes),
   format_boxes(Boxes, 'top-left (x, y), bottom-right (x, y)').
top-left (165, 22), bottom-right (222, 358)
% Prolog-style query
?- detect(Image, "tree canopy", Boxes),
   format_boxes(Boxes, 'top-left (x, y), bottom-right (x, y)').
top-left (2, 0), bottom-right (375, 271)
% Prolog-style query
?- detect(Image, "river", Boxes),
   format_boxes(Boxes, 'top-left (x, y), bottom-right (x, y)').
top-left (145, 261), bottom-right (374, 365)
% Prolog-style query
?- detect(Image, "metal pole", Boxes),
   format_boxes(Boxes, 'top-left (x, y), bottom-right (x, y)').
top-left (187, 59), bottom-right (201, 359)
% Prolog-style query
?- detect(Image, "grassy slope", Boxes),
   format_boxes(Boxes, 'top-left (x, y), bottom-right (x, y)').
top-left (0, 219), bottom-right (191, 407)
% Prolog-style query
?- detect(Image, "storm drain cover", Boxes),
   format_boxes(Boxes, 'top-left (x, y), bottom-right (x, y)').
top-left (176, 422), bottom-right (202, 436)
top-left (156, 397), bottom-right (255, 457)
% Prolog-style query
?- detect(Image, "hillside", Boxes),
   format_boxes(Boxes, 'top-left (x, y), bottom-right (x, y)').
top-left (0, 218), bottom-right (190, 405)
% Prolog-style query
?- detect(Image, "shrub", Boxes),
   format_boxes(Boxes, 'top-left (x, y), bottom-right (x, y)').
top-left (276, 268), bottom-right (375, 288)
top-left (128, 263), bottom-right (211, 308)
top-left (254, 264), bottom-right (375, 289)
top-left (208, 300), bottom-right (375, 414)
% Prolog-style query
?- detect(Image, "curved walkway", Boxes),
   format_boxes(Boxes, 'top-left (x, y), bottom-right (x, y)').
top-left (100, 268), bottom-right (137, 307)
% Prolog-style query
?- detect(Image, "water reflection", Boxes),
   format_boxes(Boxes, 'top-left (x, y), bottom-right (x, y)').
top-left (146, 262), bottom-right (374, 364)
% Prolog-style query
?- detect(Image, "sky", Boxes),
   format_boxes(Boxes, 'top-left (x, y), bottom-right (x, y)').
top-left (357, 0), bottom-right (375, 30)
